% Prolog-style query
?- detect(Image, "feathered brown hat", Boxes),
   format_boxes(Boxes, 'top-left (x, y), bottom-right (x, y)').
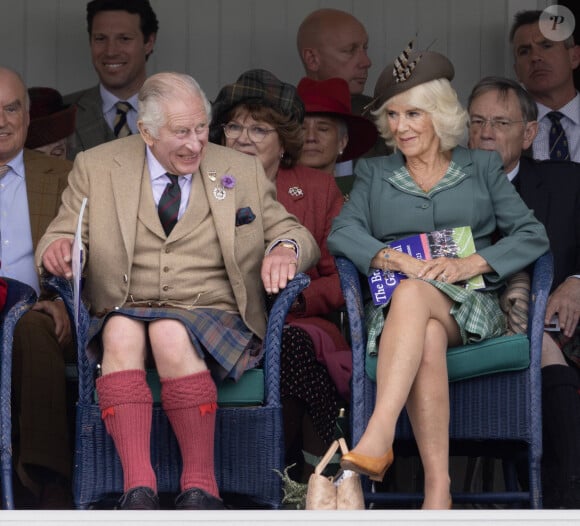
top-left (370, 41), bottom-right (454, 112)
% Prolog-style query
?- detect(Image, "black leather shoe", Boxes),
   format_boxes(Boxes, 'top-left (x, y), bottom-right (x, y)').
top-left (175, 487), bottom-right (225, 510)
top-left (117, 486), bottom-right (159, 510)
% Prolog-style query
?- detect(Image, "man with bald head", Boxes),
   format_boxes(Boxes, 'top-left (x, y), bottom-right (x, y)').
top-left (297, 8), bottom-right (371, 98)
top-left (0, 67), bottom-right (74, 508)
top-left (297, 8), bottom-right (388, 192)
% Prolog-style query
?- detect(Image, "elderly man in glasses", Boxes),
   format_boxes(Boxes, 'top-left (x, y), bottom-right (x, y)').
top-left (468, 75), bottom-right (580, 509)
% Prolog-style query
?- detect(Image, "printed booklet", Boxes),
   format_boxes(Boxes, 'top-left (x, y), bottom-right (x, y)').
top-left (368, 226), bottom-right (485, 306)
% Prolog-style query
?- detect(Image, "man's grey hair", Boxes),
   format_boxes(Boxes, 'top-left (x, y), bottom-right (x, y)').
top-left (467, 76), bottom-right (538, 122)
top-left (138, 72), bottom-right (212, 138)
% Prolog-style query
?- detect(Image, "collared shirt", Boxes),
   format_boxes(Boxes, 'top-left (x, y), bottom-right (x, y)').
top-left (146, 146), bottom-right (192, 220)
top-left (0, 152), bottom-right (39, 293)
top-left (506, 162), bottom-right (519, 182)
top-left (533, 92), bottom-right (580, 162)
top-left (99, 84), bottom-right (139, 135)
top-left (335, 159), bottom-right (353, 177)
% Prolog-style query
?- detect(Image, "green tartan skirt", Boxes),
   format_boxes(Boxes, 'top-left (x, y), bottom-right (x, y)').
top-left (365, 279), bottom-right (507, 358)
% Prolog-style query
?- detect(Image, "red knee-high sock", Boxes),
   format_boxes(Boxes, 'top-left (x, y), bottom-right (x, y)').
top-left (161, 370), bottom-right (219, 496)
top-left (96, 369), bottom-right (156, 493)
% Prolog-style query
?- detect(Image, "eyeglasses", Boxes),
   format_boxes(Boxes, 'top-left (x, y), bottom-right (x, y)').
top-left (468, 117), bottom-right (526, 130)
top-left (222, 122), bottom-right (277, 143)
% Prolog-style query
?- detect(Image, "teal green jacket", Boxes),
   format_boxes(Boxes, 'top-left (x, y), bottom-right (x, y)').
top-left (327, 146), bottom-right (549, 286)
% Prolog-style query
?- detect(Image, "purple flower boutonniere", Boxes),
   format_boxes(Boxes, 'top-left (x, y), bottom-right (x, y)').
top-left (221, 174), bottom-right (236, 189)
top-left (212, 174), bottom-right (236, 201)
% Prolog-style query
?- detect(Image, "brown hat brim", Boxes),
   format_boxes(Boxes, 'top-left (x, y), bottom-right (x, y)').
top-left (25, 104), bottom-right (77, 150)
top-left (372, 50), bottom-right (454, 110)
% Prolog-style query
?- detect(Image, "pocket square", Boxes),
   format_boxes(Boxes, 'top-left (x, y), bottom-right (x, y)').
top-left (236, 207), bottom-right (256, 226)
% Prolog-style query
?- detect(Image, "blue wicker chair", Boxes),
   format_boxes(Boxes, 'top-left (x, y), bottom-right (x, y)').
top-left (336, 252), bottom-right (553, 509)
top-left (42, 272), bottom-right (310, 510)
top-left (0, 279), bottom-right (38, 510)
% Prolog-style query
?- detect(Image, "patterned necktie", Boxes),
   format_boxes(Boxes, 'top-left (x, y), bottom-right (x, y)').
top-left (0, 165), bottom-right (9, 180)
top-left (547, 111), bottom-right (570, 161)
top-left (158, 174), bottom-right (181, 236)
top-left (113, 101), bottom-right (132, 138)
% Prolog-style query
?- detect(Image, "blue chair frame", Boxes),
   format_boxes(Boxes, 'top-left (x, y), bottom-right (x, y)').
top-left (43, 272), bottom-right (310, 509)
top-left (336, 252), bottom-right (553, 508)
top-left (0, 279), bottom-right (38, 510)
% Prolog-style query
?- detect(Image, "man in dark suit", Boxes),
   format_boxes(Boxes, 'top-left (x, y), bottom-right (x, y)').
top-left (510, 9), bottom-right (580, 162)
top-left (64, 0), bottom-right (159, 160)
top-left (468, 76), bottom-right (580, 508)
top-left (0, 67), bottom-right (74, 508)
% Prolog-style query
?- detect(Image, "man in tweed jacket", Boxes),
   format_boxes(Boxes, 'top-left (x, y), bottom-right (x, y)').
top-left (38, 72), bottom-right (319, 510)
top-left (0, 67), bottom-right (74, 508)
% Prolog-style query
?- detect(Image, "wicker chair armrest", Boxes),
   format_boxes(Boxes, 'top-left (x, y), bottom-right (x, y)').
top-left (41, 274), bottom-right (93, 404)
top-left (527, 251), bottom-right (553, 368)
top-left (262, 272), bottom-right (310, 406)
top-left (1, 278), bottom-right (38, 391)
top-left (335, 257), bottom-right (366, 370)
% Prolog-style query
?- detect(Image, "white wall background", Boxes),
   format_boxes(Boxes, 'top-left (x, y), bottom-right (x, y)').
top-left (0, 0), bottom-right (550, 106)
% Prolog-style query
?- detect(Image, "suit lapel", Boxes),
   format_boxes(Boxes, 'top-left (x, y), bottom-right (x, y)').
top-left (199, 148), bottom-right (236, 263)
top-left (518, 159), bottom-right (549, 223)
top-left (75, 87), bottom-right (115, 149)
top-left (110, 139), bottom-right (148, 259)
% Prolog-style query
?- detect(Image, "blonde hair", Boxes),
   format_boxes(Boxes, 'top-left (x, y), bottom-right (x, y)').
top-left (372, 78), bottom-right (467, 152)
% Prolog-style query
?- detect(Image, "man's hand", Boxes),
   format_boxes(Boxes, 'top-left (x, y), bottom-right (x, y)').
top-left (261, 245), bottom-right (298, 295)
top-left (42, 238), bottom-right (74, 279)
top-left (545, 278), bottom-right (580, 338)
top-left (32, 299), bottom-right (72, 346)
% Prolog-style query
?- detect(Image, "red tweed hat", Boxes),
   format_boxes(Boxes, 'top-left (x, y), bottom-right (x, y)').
top-left (25, 87), bottom-right (76, 149)
top-left (297, 77), bottom-right (378, 161)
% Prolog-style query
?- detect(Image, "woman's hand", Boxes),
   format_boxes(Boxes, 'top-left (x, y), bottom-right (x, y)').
top-left (370, 247), bottom-right (426, 278)
top-left (417, 254), bottom-right (491, 284)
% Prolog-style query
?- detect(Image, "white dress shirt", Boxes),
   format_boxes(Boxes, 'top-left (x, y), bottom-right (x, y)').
top-left (0, 152), bottom-right (39, 293)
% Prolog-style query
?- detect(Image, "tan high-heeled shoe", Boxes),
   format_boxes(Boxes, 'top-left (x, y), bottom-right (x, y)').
top-left (340, 448), bottom-right (394, 482)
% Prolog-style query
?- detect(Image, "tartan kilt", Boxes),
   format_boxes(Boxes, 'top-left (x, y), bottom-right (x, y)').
top-left (88, 305), bottom-right (263, 381)
top-left (426, 279), bottom-right (506, 344)
top-left (366, 279), bottom-right (506, 358)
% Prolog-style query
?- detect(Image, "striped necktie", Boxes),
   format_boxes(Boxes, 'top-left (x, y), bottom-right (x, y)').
top-left (158, 174), bottom-right (181, 236)
top-left (113, 101), bottom-right (132, 138)
top-left (0, 165), bottom-right (9, 179)
top-left (547, 111), bottom-right (570, 161)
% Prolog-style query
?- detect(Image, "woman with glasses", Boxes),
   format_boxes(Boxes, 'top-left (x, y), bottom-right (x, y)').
top-left (327, 47), bottom-right (549, 508)
top-left (210, 69), bottom-right (351, 482)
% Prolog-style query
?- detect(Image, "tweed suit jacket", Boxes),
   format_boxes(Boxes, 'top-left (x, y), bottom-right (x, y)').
top-left (516, 156), bottom-right (580, 290)
top-left (35, 135), bottom-right (319, 339)
top-left (328, 146), bottom-right (549, 286)
top-left (23, 149), bottom-right (71, 249)
top-left (63, 85), bottom-right (115, 161)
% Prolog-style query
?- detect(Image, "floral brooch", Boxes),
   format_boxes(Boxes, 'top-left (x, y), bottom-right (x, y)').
top-left (208, 171), bottom-right (236, 200)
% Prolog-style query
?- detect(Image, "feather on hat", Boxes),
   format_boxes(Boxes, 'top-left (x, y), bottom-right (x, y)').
top-left (367, 39), bottom-right (454, 113)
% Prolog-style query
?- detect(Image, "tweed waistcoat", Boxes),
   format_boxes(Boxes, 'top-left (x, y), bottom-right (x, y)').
top-left (128, 173), bottom-right (237, 311)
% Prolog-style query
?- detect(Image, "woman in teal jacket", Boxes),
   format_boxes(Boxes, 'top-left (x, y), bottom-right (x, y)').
top-left (327, 46), bottom-right (549, 509)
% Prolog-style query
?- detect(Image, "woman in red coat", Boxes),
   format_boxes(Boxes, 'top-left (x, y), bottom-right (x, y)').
top-left (210, 69), bottom-right (376, 480)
